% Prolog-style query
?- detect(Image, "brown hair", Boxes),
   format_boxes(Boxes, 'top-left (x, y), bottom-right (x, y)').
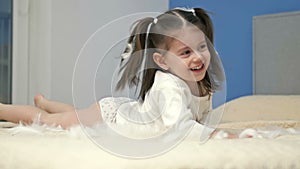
top-left (116, 8), bottom-right (224, 101)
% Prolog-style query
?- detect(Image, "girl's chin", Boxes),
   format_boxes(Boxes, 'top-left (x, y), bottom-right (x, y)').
top-left (183, 76), bottom-right (205, 83)
top-left (171, 71), bottom-right (206, 82)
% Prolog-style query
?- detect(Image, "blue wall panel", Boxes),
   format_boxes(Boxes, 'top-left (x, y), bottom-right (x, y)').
top-left (169, 0), bottom-right (300, 101)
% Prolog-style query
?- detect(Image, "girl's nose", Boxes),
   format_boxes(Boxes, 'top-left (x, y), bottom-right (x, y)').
top-left (191, 51), bottom-right (204, 62)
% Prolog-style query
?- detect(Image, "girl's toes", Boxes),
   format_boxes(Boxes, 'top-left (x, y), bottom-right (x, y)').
top-left (34, 94), bottom-right (45, 108)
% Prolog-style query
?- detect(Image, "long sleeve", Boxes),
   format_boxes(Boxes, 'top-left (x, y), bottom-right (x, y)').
top-left (114, 71), bottom-right (215, 140)
top-left (114, 74), bottom-right (191, 128)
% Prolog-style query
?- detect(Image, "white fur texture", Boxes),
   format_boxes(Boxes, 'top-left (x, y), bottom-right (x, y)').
top-left (1, 121), bottom-right (300, 169)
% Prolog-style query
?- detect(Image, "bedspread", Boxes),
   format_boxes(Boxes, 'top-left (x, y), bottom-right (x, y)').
top-left (0, 121), bottom-right (300, 169)
top-left (1, 95), bottom-right (300, 169)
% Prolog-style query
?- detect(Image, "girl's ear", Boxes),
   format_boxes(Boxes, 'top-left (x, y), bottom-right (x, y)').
top-left (153, 52), bottom-right (169, 70)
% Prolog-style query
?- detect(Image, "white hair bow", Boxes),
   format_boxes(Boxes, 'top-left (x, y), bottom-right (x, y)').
top-left (174, 7), bottom-right (196, 16)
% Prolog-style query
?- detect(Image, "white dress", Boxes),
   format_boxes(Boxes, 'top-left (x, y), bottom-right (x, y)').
top-left (99, 71), bottom-right (213, 134)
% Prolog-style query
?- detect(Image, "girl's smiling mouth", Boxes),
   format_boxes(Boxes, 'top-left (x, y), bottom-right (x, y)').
top-left (190, 64), bottom-right (204, 71)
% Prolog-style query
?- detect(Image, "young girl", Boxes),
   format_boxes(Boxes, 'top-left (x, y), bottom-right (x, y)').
top-left (0, 8), bottom-right (226, 138)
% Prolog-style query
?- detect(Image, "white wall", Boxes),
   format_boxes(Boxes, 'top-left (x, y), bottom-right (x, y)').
top-left (253, 11), bottom-right (300, 95)
top-left (51, 0), bottom-right (168, 108)
top-left (13, 0), bottom-right (168, 107)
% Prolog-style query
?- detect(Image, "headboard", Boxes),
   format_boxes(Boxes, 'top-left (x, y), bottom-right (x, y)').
top-left (253, 11), bottom-right (300, 95)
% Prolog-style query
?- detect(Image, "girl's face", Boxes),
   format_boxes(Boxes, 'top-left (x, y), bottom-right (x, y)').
top-left (158, 26), bottom-right (211, 82)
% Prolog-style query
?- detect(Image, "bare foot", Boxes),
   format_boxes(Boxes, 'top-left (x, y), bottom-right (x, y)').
top-left (34, 94), bottom-right (75, 114)
top-left (34, 94), bottom-right (46, 110)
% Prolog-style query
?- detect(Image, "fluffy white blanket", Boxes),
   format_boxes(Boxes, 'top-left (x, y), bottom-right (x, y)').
top-left (1, 95), bottom-right (300, 169)
top-left (1, 121), bottom-right (300, 169)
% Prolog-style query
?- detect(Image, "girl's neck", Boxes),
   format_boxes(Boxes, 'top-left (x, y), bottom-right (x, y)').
top-left (185, 81), bottom-right (205, 97)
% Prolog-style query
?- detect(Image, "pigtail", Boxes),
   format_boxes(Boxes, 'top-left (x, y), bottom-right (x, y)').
top-left (115, 17), bottom-right (155, 98)
top-left (194, 8), bottom-right (214, 43)
top-left (194, 8), bottom-right (225, 92)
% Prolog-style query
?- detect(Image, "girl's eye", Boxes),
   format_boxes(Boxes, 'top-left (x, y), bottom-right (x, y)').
top-left (199, 43), bottom-right (208, 52)
top-left (180, 50), bottom-right (191, 57)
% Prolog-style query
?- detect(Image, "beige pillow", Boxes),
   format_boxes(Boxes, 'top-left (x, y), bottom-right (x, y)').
top-left (214, 95), bottom-right (300, 123)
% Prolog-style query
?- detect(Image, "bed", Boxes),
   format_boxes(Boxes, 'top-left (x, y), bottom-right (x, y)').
top-left (1, 94), bottom-right (300, 169)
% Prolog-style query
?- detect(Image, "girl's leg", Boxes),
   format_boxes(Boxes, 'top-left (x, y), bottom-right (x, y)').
top-left (0, 103), bottom-right (48, 124)
top-left (0, 102), bottom-right (102, 129)
top-left (34, 94), bottom-right (75, 114)
top-left (41, 102), bottom-right (102, 129)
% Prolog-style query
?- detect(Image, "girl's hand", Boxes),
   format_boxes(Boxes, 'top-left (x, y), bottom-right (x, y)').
top-left (210, 129), bottom-right (229, 139)
top-left (211, 130), bottom-right (252, 139)
top-left (227, 133), bottom-right (239, 139)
